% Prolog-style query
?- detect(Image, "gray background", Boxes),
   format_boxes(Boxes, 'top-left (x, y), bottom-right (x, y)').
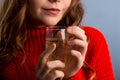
top-left (0, 0), bottom-right (120, 79)
top-left (82, 0), bottom-right (120, 79)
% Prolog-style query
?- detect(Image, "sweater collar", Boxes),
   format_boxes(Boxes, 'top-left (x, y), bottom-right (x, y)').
top-left (24, 27), bottom-right (46, 53)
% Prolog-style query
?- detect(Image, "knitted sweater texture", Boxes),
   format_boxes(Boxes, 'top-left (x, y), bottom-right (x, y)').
top-left (0, 26), bottom-right (115, 80)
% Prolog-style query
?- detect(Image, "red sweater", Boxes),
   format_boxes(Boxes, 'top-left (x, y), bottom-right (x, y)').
top-left (0, 26), bottom-right (115, 80)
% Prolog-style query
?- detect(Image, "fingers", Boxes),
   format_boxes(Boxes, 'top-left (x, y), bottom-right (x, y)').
top-left (36, 44), bottom-right (65, 80)
top-left (66, 26), bottom-right (88, 54)
top-left (36, 43), bottom-right (56, 79)
top-left (48, 70), bottom-right (64, 80)
top-left (37, 43), bottom-right (56, 69)
top-left (68, 38), bottom-right (88, 55)
top-left (67, 26), bottom-right (87, 41)
top-left (40, 43), bottom-right (56, 61)
top-left (36, 60), bottom-right (65, 80)
top-left (41, 60), bottom-right (65, 77)
top-left (36, 70), bottom-right (64, 80)
top-left (46, 60), bottom-right (65, 69)
top-left (70, 50), bottom-right (85, 64)
top-left (66, 26), bottom-right (88, 68)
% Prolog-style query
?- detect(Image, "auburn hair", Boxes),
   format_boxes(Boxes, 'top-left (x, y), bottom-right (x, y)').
top-left (0, 0), bottom-right (28, 63)
top-left (0, 0), bottom-right (95, 79)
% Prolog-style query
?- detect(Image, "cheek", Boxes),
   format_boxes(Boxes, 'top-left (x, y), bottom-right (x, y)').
top-left (29, 0), bottom-right (42, 13)
top-left (29, 3), bottom-right (42, 19)
top-left (29, 0), bottom-right (41, 7)
top-left (65, 0), bottom-right (71, 8)
top-left (62, 0), bottom-right (71, 13)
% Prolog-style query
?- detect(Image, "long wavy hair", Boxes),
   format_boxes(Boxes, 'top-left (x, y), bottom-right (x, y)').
top-left (0, 0), bottom-right (95, 79)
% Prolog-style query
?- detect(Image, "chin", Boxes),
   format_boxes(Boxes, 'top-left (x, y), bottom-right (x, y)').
top-left (41, 16), bottom-right (62, 25)
top-left (42, 22), bottom-right (57, 26)
top-left (42, 19), bottom-right (60, 26)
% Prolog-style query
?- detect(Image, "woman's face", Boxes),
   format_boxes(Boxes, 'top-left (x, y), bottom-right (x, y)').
top-left (29, 0), bottom-right (72, 26)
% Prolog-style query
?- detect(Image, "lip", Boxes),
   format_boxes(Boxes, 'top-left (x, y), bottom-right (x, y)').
top-left (43, 8), bottom-right (61, 15)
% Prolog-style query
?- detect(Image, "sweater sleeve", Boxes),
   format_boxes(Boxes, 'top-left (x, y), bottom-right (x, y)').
top-left (85, 26), bottom-right (115, 80)
top-left (68, 26), bottom-right (115, 80)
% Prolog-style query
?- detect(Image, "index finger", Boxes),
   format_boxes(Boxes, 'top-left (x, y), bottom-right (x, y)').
top-left (37, 43), bottom-right (56, 68)
top-left (67, 26), bottom-right (86, 40)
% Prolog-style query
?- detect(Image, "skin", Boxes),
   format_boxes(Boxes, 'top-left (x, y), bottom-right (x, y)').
top-left (28, 0), bottom-right (88, 80)
top-left (29, 0), bottom-right (71, 26)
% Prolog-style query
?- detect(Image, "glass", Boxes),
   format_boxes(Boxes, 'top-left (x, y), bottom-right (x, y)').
top-left (46, 26), bottom-right (68, 63)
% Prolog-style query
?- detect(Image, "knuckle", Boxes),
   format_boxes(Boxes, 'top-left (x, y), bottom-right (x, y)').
top-left (54, 60), bottom-right (61, 65)
top-left (54, 70), bottom-right (64, 77)
top-left (76, 26), bottom-right (85, 33)
top-left (74, 39), bottom-right (79, 42)
top-left (54, 70), bottom-right (58, 76)
top-left (46, 61), bottom-right (51, 69)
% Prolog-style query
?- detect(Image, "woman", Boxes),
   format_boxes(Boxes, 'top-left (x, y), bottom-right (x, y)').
top-left (0, 0), bottom-right (115, 80)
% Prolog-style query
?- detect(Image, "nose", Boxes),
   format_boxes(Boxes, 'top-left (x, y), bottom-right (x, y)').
top-left (48, 0), bottom-right (60, 2)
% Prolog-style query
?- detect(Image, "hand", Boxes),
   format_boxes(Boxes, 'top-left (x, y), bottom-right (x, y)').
top-left (35, 44), bottom-right (65, 80)
top-left (63, 26), bottom-right (88, 78)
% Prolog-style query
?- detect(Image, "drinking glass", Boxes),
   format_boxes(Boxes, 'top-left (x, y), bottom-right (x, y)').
top-left (46, 26), bottom-right (68, 62)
